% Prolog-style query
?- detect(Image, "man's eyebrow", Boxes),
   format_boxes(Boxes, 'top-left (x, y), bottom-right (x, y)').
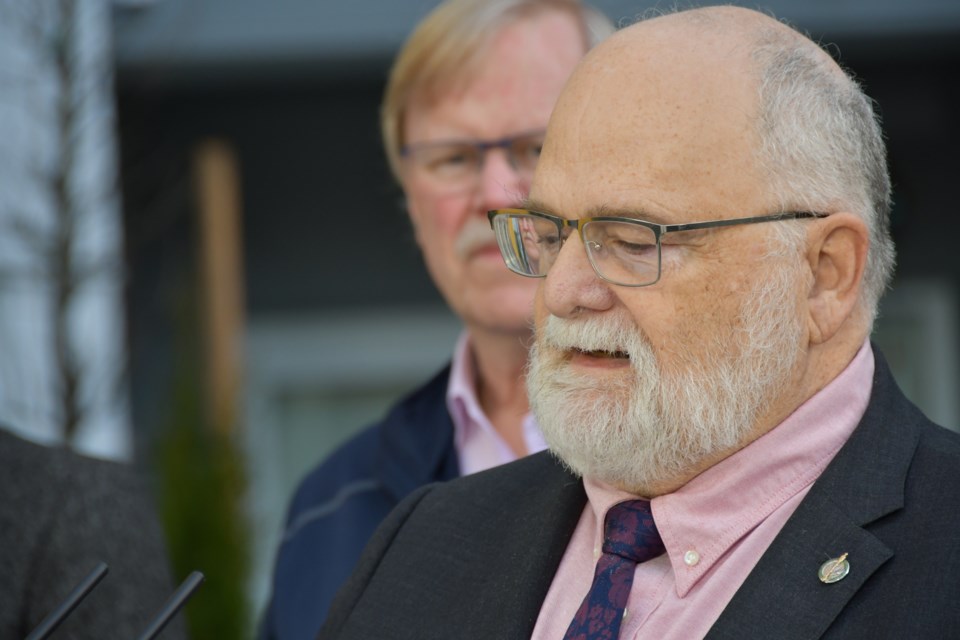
top-left (587, 204), bottom-right (670, 224)
top-left (520, 198), bottom-right (670, 224)
top-left (522, 198), bottom-right (672, 225)
top-left (520, 197), bottom-right (554, 213)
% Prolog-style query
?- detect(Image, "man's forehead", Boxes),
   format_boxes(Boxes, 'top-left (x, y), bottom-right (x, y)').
top-left (523, 194), bottom-right (675, 225)
top-left (407, 10), bottom-right (588, 135)
top-left (531, 12), bottom-right (777, 223)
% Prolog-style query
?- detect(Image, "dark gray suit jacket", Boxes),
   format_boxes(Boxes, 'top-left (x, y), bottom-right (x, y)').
top-left (320, 350), bottom-right (960, 639)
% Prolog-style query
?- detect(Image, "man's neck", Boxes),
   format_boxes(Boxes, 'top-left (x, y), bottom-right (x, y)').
top-left (466, 325), bottom-right (532, 457)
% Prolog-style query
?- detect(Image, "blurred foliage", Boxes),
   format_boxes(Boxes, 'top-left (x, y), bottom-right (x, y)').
top-left (155, 293), bottom-right (251, 639)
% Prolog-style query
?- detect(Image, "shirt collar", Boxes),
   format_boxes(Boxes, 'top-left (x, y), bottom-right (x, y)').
top-left (446, 331), bottom-right (481, 452)
top-left (583, 340), bottom-right (874, 596)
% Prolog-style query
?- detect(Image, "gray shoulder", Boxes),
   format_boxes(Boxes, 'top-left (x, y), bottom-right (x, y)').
top-left (427, 450), bottom-right (576, 501)
top-left (0, 428), bottom-right (184, 640)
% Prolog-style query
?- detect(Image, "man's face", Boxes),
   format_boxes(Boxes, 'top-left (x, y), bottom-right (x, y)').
top-left (528, 258), bottom-right (807, 496)
top-left (400, 11), bottom-right (586, 337)
top-left (526, 25), bottom-right (811, 495)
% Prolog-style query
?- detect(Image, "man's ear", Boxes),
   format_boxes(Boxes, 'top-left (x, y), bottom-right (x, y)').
top-left (805, 212), bottom-right (869, 344)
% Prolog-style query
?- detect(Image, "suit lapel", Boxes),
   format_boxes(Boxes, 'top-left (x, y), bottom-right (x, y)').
top-left (458, 452), bottom-right (587, 638)
top-left (327, 451), bottom-right (586, 640)
top-left (705, 493), bottom-right (894, 639)
top-left (708, 348), bottom-right (921, 639)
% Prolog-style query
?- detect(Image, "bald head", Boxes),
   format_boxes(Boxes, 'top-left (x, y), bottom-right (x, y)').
top-left (534, 5), bottom-right (893, 325)
top-left (544, 8), bottom-right (839, 197)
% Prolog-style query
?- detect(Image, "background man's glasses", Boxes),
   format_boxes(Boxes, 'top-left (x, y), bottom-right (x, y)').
top-left (488, 208), bottom-right (828, 287)
top-left (400, 130), bottom-right (545, 192)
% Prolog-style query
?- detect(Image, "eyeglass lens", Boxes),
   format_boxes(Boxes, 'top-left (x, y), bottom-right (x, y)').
top-left (492, 213), bottom-right (661, 286)
top-left (404, 133), bottom-right (544, 189)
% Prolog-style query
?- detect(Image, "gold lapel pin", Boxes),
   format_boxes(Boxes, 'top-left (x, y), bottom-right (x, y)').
top-left (818, 553), bottom-right (850, 584)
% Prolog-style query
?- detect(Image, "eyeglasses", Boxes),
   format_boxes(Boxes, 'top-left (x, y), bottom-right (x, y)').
top-left (400, 130), bottom-right (546, 192)
top-left (487, 208), bottom-right (828, 287)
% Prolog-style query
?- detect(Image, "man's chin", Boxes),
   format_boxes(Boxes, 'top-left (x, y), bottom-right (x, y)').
top-left (549, 447), bottom-right (656, 495)
top-left (536, 360), bottom-right (636, 395)
top-left (465, 311), bottom-right (534, 338)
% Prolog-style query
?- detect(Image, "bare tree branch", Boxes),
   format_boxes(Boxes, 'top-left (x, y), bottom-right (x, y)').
top-left (1, 0), bottom-right (126, 448)
top-left (48, 0), bottom-right (83, 442)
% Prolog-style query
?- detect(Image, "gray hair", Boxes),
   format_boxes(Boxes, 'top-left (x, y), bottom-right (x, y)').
top-left (751, 26), bottom-right (896, 327)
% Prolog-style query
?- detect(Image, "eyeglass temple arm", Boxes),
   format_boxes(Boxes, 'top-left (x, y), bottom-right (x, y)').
top-left (663, 211), bottom-right (828, 233)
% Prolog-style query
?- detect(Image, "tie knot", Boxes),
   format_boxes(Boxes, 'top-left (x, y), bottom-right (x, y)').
top-left (602, 499), bottom-right (665, 564)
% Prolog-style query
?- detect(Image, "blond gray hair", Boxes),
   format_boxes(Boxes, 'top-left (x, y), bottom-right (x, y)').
top-left (381, 0), bottom-right (615, 180)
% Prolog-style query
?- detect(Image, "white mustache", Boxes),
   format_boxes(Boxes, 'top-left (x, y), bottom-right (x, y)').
top-left (454, 217), bottom-right (498, 258)
top-left (540, 314), bottom-right (640, 356)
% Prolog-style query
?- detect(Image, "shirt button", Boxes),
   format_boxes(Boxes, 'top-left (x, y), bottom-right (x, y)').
top-left (684, 550), bottom-right (701, 566)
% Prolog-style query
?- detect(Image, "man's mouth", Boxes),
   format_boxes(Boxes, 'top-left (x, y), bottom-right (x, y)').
top-left (572, 348), bottom-right (630, 361)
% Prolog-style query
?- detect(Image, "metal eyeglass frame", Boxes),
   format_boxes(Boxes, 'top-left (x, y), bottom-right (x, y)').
top-left (400, 129), bottom-right (547, 173)
top-left (487, 207), bottom-right (829, 287)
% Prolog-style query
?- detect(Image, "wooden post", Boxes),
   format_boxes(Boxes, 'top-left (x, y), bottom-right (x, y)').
top-left (193, 139), bottom-right (245, 436)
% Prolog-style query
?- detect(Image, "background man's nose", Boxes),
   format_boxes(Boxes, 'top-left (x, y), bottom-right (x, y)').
top-left (476, 148), bottom-right (528, 210)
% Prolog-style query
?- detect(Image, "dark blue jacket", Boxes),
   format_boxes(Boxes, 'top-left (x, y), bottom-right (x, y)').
top-left (261, 366), bottom-right (460, 640)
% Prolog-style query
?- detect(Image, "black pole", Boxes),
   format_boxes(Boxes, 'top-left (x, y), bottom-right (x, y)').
top-left (135, 571), bottom-right (205, 640)
top-left (25, 562), bottom-right (109, 640)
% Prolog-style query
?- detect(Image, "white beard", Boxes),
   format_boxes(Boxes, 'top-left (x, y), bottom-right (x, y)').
top-left (527, 261), bottom-right (806, 494)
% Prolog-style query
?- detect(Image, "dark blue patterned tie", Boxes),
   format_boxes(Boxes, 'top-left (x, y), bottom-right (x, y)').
top-left (563, 500), bottom-right (665, 640)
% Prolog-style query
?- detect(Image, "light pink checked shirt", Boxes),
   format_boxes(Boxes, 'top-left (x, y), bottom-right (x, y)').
top-left (447, 332), bottom-right (547, 476)
top-left (533, 341), bottom-right (874, 639)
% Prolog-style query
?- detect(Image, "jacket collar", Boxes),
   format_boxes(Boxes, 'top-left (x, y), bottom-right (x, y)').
top-left (375, 364), bottom-right (459, 502)
top-left (444, 451), bottom-right (587, 638)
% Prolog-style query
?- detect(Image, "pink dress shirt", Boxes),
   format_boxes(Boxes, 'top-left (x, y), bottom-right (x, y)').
top-left (533, 341), bottom-right (874, 639)
top-left (446, 332), bottom-right (547, 476)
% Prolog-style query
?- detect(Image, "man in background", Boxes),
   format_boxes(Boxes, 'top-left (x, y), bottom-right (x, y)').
top-left (261, 1), bottom-right (614, 638)
top-left (319, 6), bottom-right (960, 638)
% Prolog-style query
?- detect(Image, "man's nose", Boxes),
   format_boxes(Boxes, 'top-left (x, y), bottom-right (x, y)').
top-left (542, 232), bottom-right (616, 318)
top-left (476, 147), bottom-right (528, 210)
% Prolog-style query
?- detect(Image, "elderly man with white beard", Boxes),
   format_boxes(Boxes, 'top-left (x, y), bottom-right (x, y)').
top-left (319, 6), bottom-right (960, 640)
